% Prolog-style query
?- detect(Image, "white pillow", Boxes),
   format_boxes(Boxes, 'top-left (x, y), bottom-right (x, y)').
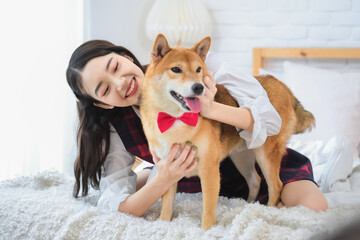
top-left (259, 68), bottom-right (283, 82)
top-left (282, 61), bottom-right (360, 158)
top-left (287, 137), bottom-right (355, 193)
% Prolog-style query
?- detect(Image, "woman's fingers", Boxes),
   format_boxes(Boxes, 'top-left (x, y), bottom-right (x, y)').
top-left (203, 76), bottom-right (212, 87)
top-left (203, 71), bottom-right (216, 86)
top-left (153, 142), bottom-right (198, 185)
top-left (154, 143), bottom-right (180, 165)
top-left (151, 150), bottom-right (160, 164)
top-left (203, 76), bottom-right (217, 96)
top-left (167, 143), bottom-right (180, 161)
top-left (204, 71), bottom-right (214, 82)
top-left (199, 74), bottom-right (217, 119)
top-left (174, 142), bottom-right (193, 166)
top-left (180, 145), bottom-right (197, 169)
top-left (185, 157), bottom-right (198, 172)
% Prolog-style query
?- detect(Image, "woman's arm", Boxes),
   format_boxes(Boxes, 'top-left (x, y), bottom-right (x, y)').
top-left (199, 73), bottom-right (254, 132)
top-left (136, 168), bottom-right (152, 191)
top-left (98, 126), bottom-right (197, 215)
top-left (118, 173), bottom-right (171, 216)
top-left (207, 102), bottom-right (254, 132)
top-left (118, 143), bottom-right (198, 217)
top-left (201, 57), bottom-right (282, 149)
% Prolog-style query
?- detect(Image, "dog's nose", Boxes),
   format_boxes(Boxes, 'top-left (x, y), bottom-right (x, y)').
top-left (192, 83), bottom-right (204, 95)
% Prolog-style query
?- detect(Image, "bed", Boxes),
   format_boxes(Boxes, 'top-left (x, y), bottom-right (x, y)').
top-left (1, 48), bottom-right (360, 240)
top-left (253, 47), bottom-right (360, 205)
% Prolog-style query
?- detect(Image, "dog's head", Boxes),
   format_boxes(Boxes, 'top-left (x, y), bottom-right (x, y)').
top-left (145, 34), bottom-right (211, 115)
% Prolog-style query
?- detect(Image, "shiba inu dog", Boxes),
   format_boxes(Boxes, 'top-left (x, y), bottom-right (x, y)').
top-left (140, 34), bottom-right (315, 229)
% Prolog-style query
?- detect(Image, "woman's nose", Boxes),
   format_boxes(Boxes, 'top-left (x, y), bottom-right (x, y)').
top-left (112, 76), bottom-right (126, 90)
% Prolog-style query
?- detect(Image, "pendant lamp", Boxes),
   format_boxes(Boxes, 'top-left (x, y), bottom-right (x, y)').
top-left (146, 0), bottom-right (213, 46)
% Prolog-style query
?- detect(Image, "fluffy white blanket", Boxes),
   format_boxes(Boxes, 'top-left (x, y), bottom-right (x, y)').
top-left (1, 171), bottom-right (360, 240)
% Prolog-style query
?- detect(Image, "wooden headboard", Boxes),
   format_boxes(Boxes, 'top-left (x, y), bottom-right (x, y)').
top-left (252, 48), bottom-right (360, 76)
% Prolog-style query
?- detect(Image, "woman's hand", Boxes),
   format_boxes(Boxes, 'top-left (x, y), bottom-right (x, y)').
top-left (198, 71), bottom-right (217, 118)
top-left (118, 143), bottom-right (197, 217)
top-left (152, 142), bottom-right (198, 187)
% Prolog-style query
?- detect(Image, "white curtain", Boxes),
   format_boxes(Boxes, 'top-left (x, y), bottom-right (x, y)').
top-left (0, 0), bottom-right (83, 180)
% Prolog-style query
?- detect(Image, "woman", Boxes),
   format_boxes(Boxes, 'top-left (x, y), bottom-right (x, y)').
top-left (66, 40), bottom-right (327, 217)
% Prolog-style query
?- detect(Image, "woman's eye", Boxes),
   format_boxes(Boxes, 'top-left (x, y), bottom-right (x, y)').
top-left (196, 67), bottom-right (201, 73)
top-left (114, 62), bottom-right (119, 73)
top-left (103, 86), bottom-right (109, 96)
top-left (171, 67), bottom-right (182, 73)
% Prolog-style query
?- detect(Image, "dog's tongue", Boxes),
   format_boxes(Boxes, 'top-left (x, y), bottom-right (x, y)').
top-left (184, 97), bottom-right (201, 113)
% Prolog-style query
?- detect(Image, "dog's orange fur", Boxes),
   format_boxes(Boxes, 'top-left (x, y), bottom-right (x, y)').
top-left (140, 34), bottom-right (315, 230)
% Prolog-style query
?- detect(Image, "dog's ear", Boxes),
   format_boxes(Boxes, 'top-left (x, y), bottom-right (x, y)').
top-left (192, 36), bottom-right (211, 62)
top-left (151, 34), bottom-right (171, 64)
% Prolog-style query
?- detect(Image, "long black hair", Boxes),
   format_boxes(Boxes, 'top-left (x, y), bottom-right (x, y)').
top-left (66, 40), bottom-right (146, 198)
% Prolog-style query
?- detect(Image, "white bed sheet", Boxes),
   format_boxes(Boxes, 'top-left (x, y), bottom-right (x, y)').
top-left (1, 137), bottom-right (360, 239)
top-left (288, 137), bottom-right (360, 208)
top-left (1, 171), bottom-right (360, 240)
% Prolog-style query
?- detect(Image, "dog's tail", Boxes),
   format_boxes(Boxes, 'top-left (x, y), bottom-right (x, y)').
top-left (283, 84), bottom-right (315, 134)
top-left (256, 74), bottom-right (315, 134)
top-left (292, 97), bottom-right (315, 133)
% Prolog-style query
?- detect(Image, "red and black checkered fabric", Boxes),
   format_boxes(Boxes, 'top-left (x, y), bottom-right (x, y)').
top-left (111, 107), bottom-right (154, 164)
top-left (178, 148), bottom-right (316, 204)
top-left (111, 107), bottom-right (316, 203)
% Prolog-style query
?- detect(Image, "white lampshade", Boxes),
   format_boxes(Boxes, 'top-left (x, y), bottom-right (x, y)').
top-left (145, 0), bottom-right (213, 46)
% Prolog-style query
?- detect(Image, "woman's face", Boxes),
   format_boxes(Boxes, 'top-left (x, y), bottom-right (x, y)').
top-left (81, 52), bottom-right (144, 108)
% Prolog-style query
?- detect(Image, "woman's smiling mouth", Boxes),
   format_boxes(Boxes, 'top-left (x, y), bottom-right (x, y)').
top-left (125, 77), bottom-right (138, 98)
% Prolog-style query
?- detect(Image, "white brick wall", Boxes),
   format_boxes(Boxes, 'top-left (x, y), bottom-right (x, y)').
top-left (310, 0), bottom-right (351, 11)
top-left (203, 0), bottom-right (360, 74)
top-left (87, 0), bottom-right (360, 75)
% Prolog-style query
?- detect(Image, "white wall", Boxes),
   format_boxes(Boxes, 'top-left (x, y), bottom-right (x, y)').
top-left (85, 0), bottom-right (360, 74)
top-left (206, 0), bottom-right (360, 73)
top-left (0, 0), bottom-right (83, 180)
top-left (84, 0), bottom-right (155, 64)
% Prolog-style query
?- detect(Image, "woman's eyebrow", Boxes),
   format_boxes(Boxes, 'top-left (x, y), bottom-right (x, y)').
top-left (94, 56), bottom-right (113, 96)
top-left (95, 57), bottom-right (113, 96)
top-left (106, 57), bottom-right (113, 72)
top-left (95, 81), bottom-right (103, 96)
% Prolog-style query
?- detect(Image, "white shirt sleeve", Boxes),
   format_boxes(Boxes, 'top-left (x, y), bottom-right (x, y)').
top-left (97, 124), bottom-right (137, 212)
top-left (205, 52), bottom-right (282, 149)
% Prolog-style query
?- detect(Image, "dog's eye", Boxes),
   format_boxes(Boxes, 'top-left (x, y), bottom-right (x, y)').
top-left (171, 67), bottom-right (182, 73)
top-left (196, 67), bottom-right (201, 73)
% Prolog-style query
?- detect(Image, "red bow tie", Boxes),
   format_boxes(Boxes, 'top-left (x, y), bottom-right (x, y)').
top-left (157, 112), bottom-right (199, 133)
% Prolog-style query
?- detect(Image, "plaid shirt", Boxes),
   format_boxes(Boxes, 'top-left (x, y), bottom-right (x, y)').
top-left (110, 107), bottom-right (202, 192)
top-left (110, 107), bottom-right (315, 203)
top-left (111, 107), bottom-right (154, 164)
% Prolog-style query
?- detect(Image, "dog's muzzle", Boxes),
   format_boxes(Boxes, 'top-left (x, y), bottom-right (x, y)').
top-left (170, 83), bottom-right (204, 113)
top-left (192, 83), bottom-right (204, 96)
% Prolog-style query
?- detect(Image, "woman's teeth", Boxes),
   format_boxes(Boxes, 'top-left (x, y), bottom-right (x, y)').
top-left (125, 78), bottom-right (136, 97)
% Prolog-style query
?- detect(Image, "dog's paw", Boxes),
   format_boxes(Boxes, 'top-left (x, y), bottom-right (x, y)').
top-left (202, 216), bottom-right (216, 230)
top-left (159, 211), bottom-right (173, 221)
